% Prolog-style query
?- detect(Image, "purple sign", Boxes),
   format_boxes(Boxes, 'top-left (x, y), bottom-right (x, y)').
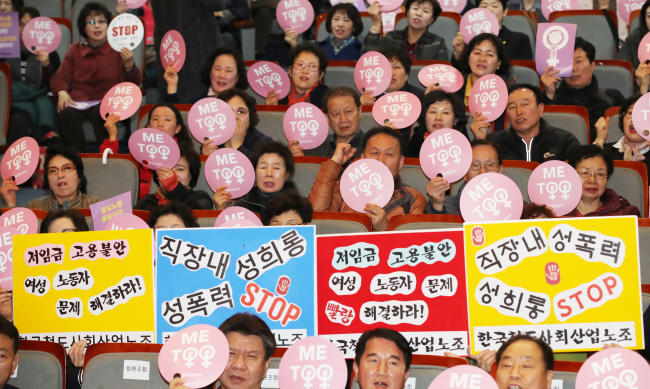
top-left (0, 12), bottom-right (20, 58)
top-left (535, 23), bottom-right (576, 77)
top-left (89, 192), bottom-right (133, 231)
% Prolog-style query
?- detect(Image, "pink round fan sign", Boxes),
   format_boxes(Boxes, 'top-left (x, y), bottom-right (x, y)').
top-left (159, 324), bottom-right (229, 389)
top-left (204, 149), bottom-right (255, 198)
top-left (340, 159), bottom-right (395, 213)
top-left (419, 128), bottom-right (472, 183)
top-left (418, 63), bottom-right (464, 92)
top-left (355, 51), bottom-right (392, 97)
top-left (460, 173), bottom-right (523, 222)
top-left (459, 9), bottom-right (499, 43)
top-left (126, 0), bottom-right (148, 8)
top-left (128, 128), bottom-right (181, 170)
top-left (618, 0), bottom-right (645, 24)
top-left (0, 227), bottom-right (18, 290)
top-left (638, 31), bottom-right (650, 64)
top-left (576, 348), bottom-right (650, 389)
top-left (428, 365), bottom-right (498, 389)
top-left (247, 61), bottom-right (291, 100)
top-left (220, 218), bottom-right (260, 228)
top-left (1, 137), bottom-right (39, 185)
top-left (372, 92), bottom-right (422, 129)
top-left (0, 208), bottom-right (38, 235)
top-left (100, 82), bottom-right (142, 120)
top-left (22, 17), bottom-right (62, 55)
top-left (279, 337), bottom-right (348, 389)
top-left (367, 0), bottom-right (404, 12)
top-left (276, 0), bottom-right (315, 34)
top-left (632, 93), bottom-right (650, 140)
top-left (439, 0), bottom-right (468, 13)
top-left (283, 102), bottom-right (329, 149)
top-left (468, 74), bottom-right (508, 123)
top-left (214, 207), bottom-right (262, 227)
top-left (188, 98), bottom-right (237, 145)
top-left (160, 30), bottom-right (186, 71)
top-left (541, 0), bottom-right (579, 20)
top-left (105, 213), bottom-right (149, 231)
top-left (527, 160), bottom-right (581, 216)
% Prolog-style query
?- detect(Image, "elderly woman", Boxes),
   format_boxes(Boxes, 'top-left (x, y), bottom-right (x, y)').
top-left (40, 209), bottom-right (90, 233)
top-left (361, 48), bottom-right (425, 106)
top-left (51, 2), bottom-right (141, 153)
top-left (147, 201), bottom-right (200, 229)
top-left (262, 191), bottom-right (313, 226)
top-left (567, 145), bottom-right (640, 217)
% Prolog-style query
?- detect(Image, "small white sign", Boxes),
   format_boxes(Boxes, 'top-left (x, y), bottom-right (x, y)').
top-left (262, 368), bottom-right (280, 388)
top-left (405, 377), bottom-right (416, 389)
top-left (123, 360), bottom-right (150, 381)
top-left (552, 379), bottom-right (564, 389)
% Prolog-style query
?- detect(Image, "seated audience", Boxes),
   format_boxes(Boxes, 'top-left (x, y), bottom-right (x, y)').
top-left (116, 1), bottom-right (157, 89)
top-left (353, 328), bottom-right (411, 389)
top-left (618, 0), bottom-right (650, 73)
top-left (164, 47), bottom-right (249, 104)
top-left (474, 84), bottom-right (581, 163)
top-left (265, 43), bottom-right (329, 107)
top-left (405, 90), bottom-right (467, 158)
top-left (214, 0), bottom-right (250, 50)
top-left (0, 317), bottom-right (19, 389)
top-left (39, 209), bottom-right (90, 233)
top-left (147, 201), bottom-right (200, 229)
top-left (202, 89), bottom-right (272, 157)
top-left (361, 48), bottom-right (425, 106)
top-left (214, 142), bottom-right (299, 213)
top-left (472, 0), bottom-right (533, 60)
top-left (310, 127), bottom-right (427, 231)
top-left (494, 334), bottom-right (554, 389)
top-left (566, 145), bottom-right (640, 217)
top-left (262, 191), bottom-right (313, 226)
top-left (364, 0), bottom-right (447, 61)
top-left (135, 145), bottom-right (212, 211)
top-left (521, 203), bottom-right (555, 219)
top-left (540, 37), bottom-right (625, 142)
top-left (51, 2), bottom-right (141, 153)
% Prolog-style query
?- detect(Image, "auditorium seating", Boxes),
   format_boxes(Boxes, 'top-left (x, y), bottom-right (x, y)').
top-left (312, 211), bottom-right (373, 234)
top-left (608, 160), bottom-right (648, 217)
top-left (395, 12), bottom-right (460, 58)
top-left (53, 18), bottom-right (73, 65)
top-left (503, 11), bottom-right (537, 60)
top-left (323, 60), bottom-right (357, 89)
top-left (549, 10), bottom-right (618, 60)
top-left (604, 106), bottom-right (623, 144)
top-left (636, 221), bottom-right (650, 284)
top-left (294, 156), bottom-right (328, 196)
top-left (80, 153), bottom-right (141, 206)
top-left (387, 214), bottom-right (464, 231)
top-left (8, 340), bottom-right (66, 389)
top-left (510, 60), bottom-right (540, 88)
top-left (25, 0), bottom-right (64, 17)
top-left (594, 60), bottom-right (634, 99)
top-left (541, 106), bottom-right (590, 145)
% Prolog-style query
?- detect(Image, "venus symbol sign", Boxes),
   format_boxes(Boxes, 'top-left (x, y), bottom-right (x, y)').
top-left (535, 23), bottom-right (576, 77)
top-left (22, 17), bottom-right (62, 54)
top-left (459, 173), bottom-right (524, 222)
top-left (354, 51), bottom-right (392, 96)
top-left (1, 137), bottom-right (39, 185)
top-left (160, 30), bottom-right (186, 71)
top-left (619, 0), bottom-right (646, 24)
top-left (128, 128), bottom-right (181, 170)
top-left (247, 61), bottom-right (291, 100)
top-left (205, 149), bottom-right (255, 198)
top-left (188, 97), bottom-right (236, 144)
top-left (340, 159), bottom-right (395, 213)
top-left (283, 102), bottom-right (328, 149)
top-left (541, 0), bottom-right (578, 20)
top-left (631, 92), bottom-right (650, 140)
top-left (459, 9), bottom-right (499, 44)
top-left (279, 337), bottom-right (348, 389)
top-left (417, 64), bottom-right (463, 92)
top-left (372, 92), bottom-right (422, 129)
top-left (575, 348), bottom-right (650, 389)
top-left (276, 0), bottom-right (315, 34)
top-left (468, 74), bottom-right (508, 123)
top-left (527, 160), bottom-right (581, 216)
top-left (99, 82), bottom-right (142, 120)
top-left (419, 128), bottom-right (472, 183)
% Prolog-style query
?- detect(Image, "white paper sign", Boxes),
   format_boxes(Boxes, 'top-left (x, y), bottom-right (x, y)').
top-left (123, 360), bottom-right (150, 381)
top-left (262, 368), bottom-right (280, 388)
top-left (551, 379), bottom-right (563, 389)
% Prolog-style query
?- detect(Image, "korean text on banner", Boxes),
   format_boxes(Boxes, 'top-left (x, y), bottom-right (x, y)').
top-left (156, 226), bottom-right (316, 347)
top-left (464, 216), bottom-right (643, 353)
top-left (14, 229), bottom-right (156, 348)
top-left (317, 229), bottom-right (469, 357)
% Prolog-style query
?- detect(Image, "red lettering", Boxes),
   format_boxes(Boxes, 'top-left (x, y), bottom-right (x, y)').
top-left (603, 276), bottom-right (617, 295)
top-left (557, 298), bottom-right (572, 318)
top-left (587, 284), bottom-right (603, 302)
top-left (268, 297), bottom-right (287, 320)
top-left (112, 27), bottom-right (118, 37)
top-left (125, 25), bottom-right (131, 35)
top-left (257, 288), bottom-right (274, 313)
top-left (282, 304), bottom-right (301, 325)
top-left (240, 282), bottom-right (259, 307)
top-left (132, 25), bottom-right (138, 35)
top-left (569, 290), bottom-right (584, 309)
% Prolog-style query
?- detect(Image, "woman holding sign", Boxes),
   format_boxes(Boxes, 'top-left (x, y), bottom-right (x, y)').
top-left (618, 0), bottom-right (650, 73)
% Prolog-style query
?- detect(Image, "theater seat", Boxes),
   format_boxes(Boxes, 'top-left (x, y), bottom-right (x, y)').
top-left (387, 214), bottom-right (464, 231)
top-left (636, 220), bottom-right (650, 284)
top-left (549, 10), bottom-right (618, 60)
top-left (324, 61), bottom-right (357, 89)
top-left (401, 158), bottom-right (430, 199)
top-left (311, 212), bottom-right (373, 234)
top-left (510, 60), bottom-right (540, 88)
top-left (53, 18), bottom-right (72, 67)
top-left (604, 106), bottom-right (623, 144)
top-left (80, 154), bottom-right (141, 206)
top-left (295, 156), bottom-right (328, 197)
top-left (594, 60), bottom-right (634, 99)
top-left (256, 105), bottom-right (290, 144)
top-left (541, 106), bottom-right (590, 145)
top-left (9, 340), bottom-right (66, 389)
top-left (25, 0), bottom-right (64, 17)
top-left (608, 160), bottom-right (648, 217)
top-left (503, 11), bottom-right (536, 60)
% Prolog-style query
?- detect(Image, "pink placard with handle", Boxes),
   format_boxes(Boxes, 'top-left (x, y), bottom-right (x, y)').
top-left (276, 0), bottom-right (315, 34)
top-left (99, 82), bottom-right (142, 120)
top-left (632, 93), bottom-right (650, 140)
top-left (527, 160), bottom-right (581, 216)
top-left (106, 213), bottom-right (150, 230)
top-left (204, 148), bottom-right (255, 198)
top-left (214, 206), bottom-right (262, 227)
top-left (428, 365), bottom-right (498, 389)
top-left (158, 324), bottom-right (229, 389)
top-left (0, 227), bottom-right (18, 290)
top-left (459, 9), bottom-right (499, 44)
top-left (372, 92), bottom-right (422, 129)
top-left (188, 97), bottom-right (237, 144)
top-left (283, 102), bottom-right (329, 149)
top-left (468, 74), bottom-right (508, 123)
top-left (439, 0), bottom-right (467, 13)
top-left (22, 17), bottom-right (62, 54)
top-left (279, 337), bottom-right (348, 389)
top-left (340, 159), bottom-right (395, 213)
top-left (638, 31), bottom-right (650, 64)
top-left (1, 137), bottom-right (39, 185)
top-left (618, 0), bottom-right (645, 24)
top-left (0, 207), bottom-right (38, 235)
top-left (220, 218), bottom-right (260, 228)
top-left (419, 128), bottom-right (473, 183)
top-left (459, 172), bottom-right (524, 222)
top-left (127, 0), bottom-right (148, 8)
top-left (160, 30), bottom-right (186, 71)
top-left (417, 63), bottom-right (464, 92)
top-left (541, 0), bottom-right (579, 20)
top-left (128, 128), bottom-right (181, 170)
top-left (247, 61), bottom-right (291, 100)
top-left (354, 51), bottom-right (392, 96)
top-left (576, 348), bottom-right (650, 389)
top-left (381, 10), bottom-right (403, 33)
top-left (367, 0), bottom-right (404, 12)
top-left (535, 23), bottom-right (577, 77)
top-left (107, 13), bottom-right (144, 52)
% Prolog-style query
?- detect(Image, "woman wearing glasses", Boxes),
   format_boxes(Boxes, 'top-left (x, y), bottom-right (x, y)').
top-left (567, 145), bottom-right (640, 217)
top-left (265, 43), bottom-right (329, 107)
top-left (50, 2), bottom-right (141, 153)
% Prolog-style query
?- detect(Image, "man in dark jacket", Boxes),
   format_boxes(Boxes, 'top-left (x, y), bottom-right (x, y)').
top-left (478, 0), bottom-right (533, 60)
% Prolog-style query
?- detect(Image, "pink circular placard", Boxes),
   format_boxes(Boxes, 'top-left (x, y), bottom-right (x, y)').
top-left (1, 137), bottom-right (39, 185)
top-left (279, 337), bottom-right (348, 389)
top-left (160, 30), bottom-right (186, 72)
top-left (418, 63), bottom-right (464, 92)
top-left (276, 0), bottom-right (315, 34)
top-left (0, 227), bottom-right (18, 290)
top-left (459, 9), bottom-right (499, 43)
top-left (99, 82), bottom-right (142, 120)
top-left (107, 13), bottom-right (144, 52)
top-left (220, 218), bottom-right (260, 228)
top-left (372, 92), bottom-right (422, 129)
top-left (214, 207), bottom-right (262, 227)
top-left (128, 128), bottom-right (181, 170)
top-left (527, 160), bottom-right (581, 216)
top-left (460, 172), bottom-right (524, 222)
top-left (188, 98), bottom-right (237, 145)
top-left (638, 31), bottom-right (650, 64)
top-left (247, 61), bottom-right (291, 100)
top-left (428, 365), bottom-right (498, 389)
top-left (158, 324), bottom-right (229, 389)
top-left (340, 159), bottom-right (395, 213)
top-left (283, 102), bottom-right (329, 149)
top-left (618, 0), bottom-right (645, 24)
top-left (22, 17), bottom-right (62, 54)
top-left (541, 0), bottom-right (579, 20)
top-left (367, 0), bottom-right (404, 12)
top-left (439, 0), bottom-right (468, 13)
top-left (632, 93), bottom-right (650, 141)
top-left (419, 128), bottom-right (472, 182)
top-left (126, 0), bottom-right (148, 8)
top-left (354, 51), bottom-right (392, 97)
top-left (468, 74), bottom-right (508, 123)
top-left (0, 208), bottom-right (38, 235)
top-left (204, 149), bottom-right (255, 198)
top-left (576, 348), bottom-right (650, 389)
top-left (104, 213), bottom-right (149, 231)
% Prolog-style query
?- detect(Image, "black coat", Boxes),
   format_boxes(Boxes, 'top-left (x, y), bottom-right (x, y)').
top-left (235, 181), bottom-right (299, 214)
top-left (363, 29), bottom-right (448, 61)
top-left (134, 185), bottom-right (213, 211)
top-left (499, 25), bottom-right (533, 61)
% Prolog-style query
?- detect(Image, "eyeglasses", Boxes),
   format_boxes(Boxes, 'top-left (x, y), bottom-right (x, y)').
top-left (293, 62), bottom-right (319, 72)
top-left (48, 164), bottom-right (76, 176)
top-left (86, 19), bottom-right (108, 26)
top-left (469, 161), bottom-right (499, 171)
top-left (578, 169), bottom-right (608, 180)
top-left (62, 228), bottom-right (78, 233)
top-left (329, 107), bottom-right (358, 119)
top-left (234, 108), bottom-right (249, 117)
